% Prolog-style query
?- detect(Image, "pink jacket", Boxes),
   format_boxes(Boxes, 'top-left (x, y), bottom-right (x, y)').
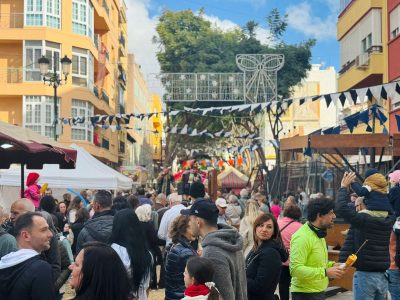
top-left (277, 217), bottom-right (302, 266)
top-left (24, 184), bottom-right (41, 208)
top-left (271, 204), bottom-right (282, 219)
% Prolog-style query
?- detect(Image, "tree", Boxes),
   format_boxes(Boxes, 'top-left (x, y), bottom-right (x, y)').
top-left (154, 9), bottom-right (315, 168)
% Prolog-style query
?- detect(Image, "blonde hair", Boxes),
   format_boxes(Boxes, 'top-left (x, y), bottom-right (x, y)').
top-left (135, 204), bottom-right (152, 222)
top-left (253, 193), bottom-right (266, 204)
top-left (244, 200), bottom-right (261, 226)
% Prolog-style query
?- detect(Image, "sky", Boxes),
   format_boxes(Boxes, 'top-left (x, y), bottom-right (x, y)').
top-left (125, 0), bottom-right (341, 83)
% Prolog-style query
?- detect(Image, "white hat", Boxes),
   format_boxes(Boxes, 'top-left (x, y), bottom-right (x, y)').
top-left (215, 198), bottom-right (228, 208)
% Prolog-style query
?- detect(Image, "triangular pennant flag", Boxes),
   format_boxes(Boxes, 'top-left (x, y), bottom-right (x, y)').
top-left (370, 85), bottom-right (381, 100)
top-left (366, 88), bottom-right (373, 101)
top-left (349, 90), bottom-right (358, 104)
top-left (383, 126), bottom-right (388, 135)
top-left (339, 93), bottom-right (347, 106)
top-left (331, 93), bottom-right (340, 106)
top-left (360, 147), bottom-right (369, 155)
top-left (357, 87), bottom-right (368, 103)
top-left (180, 124), bottom-right (188, 135)
top-left (381, 86), bottom-right (388, 100)
top-left (344, 113), bottom-right (360, 133)
top-left (312, 96), bottom-right (320, 101)
top-left (358, 110), bottom-right (369, 125)
top-left (190, 128), bottom-right (198, 136)
top-left (324, 94), bottom-right (332, 108)
top-left (323, 127), bottom-right (333, 135)
top-left (109, 116), bottom-right (114, 124)
top-left (270, 139), bottom-right (280, 149)
top-left (332, 126), bottom-right (341, 134)
top-left (366, 125), bottom-right (373, 132)
top-left (395, 115), bottom-right (400, 132)
top-left (376, 109), bottom-right (388, 125)
top-left (299, 98), bottom-right (305, 106)
top-left (170, 125), bottom-right (178, 134)
top-left (304, 146), bottom-right (312, 157)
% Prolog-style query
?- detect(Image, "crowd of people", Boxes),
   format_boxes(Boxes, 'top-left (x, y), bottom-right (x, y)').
top-left (0, 167), bottom-right (399, 300)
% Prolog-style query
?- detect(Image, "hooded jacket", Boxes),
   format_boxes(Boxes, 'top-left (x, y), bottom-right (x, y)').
top-left (76, 210), bottom-right (114, 253)
top-left (24, 173), bottom-right (41, 208)
top-left (246, 239), bottom-right (288, 300)
top-left (201, 224), bottom-right (248, 300)
top-left (0, 249), bottom-right (55, 300)
top-left (351, 178), bottom-right (393, 212)
top-left (336, 187), bottom-right (395, 271)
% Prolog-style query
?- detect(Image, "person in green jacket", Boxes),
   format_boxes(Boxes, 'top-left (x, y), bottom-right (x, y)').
top-left (289, 197), bottom-right (345, 300)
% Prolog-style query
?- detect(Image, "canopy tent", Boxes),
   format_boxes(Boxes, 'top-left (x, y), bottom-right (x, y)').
top-left (217, 166), bottom-right (249, 189)
top-left (0, 144), bottom-right (132, 191)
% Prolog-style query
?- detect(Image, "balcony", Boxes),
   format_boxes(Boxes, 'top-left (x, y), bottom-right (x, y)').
top-left (119, 34), bottom-right (126, 48)
top-left (103, 1), bottom-right (110, 17)
top-left (338, 46), bottom-right (384, 91)
top-left (101, 90), bottom-right (110, 105)
top-left (0, 13), bottom-right (24, 29)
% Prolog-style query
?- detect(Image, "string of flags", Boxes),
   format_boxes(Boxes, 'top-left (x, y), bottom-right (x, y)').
top-left (60, 81), bottom-right (400, 124)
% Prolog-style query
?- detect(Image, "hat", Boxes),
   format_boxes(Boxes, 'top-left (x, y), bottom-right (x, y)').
top-left (389, 170), bottom-right (400, 184)
top-left (180, 199), bottom-right (219, 223)
top-left (189, 181), bottom-right (205, 199)
top-left (26, 172), bottom-right (40, 186)
top-left (215, 198), bottom-right (228, 208)
top-left (365, 168), bottom-right (379, 179)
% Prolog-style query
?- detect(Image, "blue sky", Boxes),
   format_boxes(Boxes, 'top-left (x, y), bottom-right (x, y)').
top-left (125, 0), bottom-right (341, 79)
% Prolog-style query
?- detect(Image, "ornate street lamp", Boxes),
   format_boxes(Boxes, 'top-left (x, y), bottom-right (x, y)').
top-left (38, 55), bottom-right (72, 141)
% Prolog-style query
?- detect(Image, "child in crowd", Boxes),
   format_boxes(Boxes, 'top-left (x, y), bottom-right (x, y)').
top-left (24, 172), bottom-right (41, 208)
top-left (182, 257), bottom-right (221, 300)
top-left (270, 198), bottom-right (282, 219)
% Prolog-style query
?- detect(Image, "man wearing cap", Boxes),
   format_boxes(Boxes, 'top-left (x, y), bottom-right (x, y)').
top-left (215, 198), bottom-right (231, 225)
top-left (181, 199), bottom-right (247, 300)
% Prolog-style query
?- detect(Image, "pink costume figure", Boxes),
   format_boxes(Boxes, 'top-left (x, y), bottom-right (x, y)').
top-left (24, 172), bottom-right (41, 208)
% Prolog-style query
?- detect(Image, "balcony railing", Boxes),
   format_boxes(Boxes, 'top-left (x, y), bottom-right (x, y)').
top-left (119, 34), bottom-right (126, 47)
top-left (0, 68), bottom-right (23, 84)
top-left (0, 13), bottom-right (24, 29)
top-left (101, 90), bottom-right (110, 105)
top-left (94, 34), bottom-right (101, 52)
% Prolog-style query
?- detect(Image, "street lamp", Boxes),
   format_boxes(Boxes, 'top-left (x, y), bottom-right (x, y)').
top-left (38, 54), bottom-right (72, 141)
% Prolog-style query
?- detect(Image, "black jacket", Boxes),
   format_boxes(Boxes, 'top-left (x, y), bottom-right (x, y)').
top-left (76, 210), bottom-right (114, 253)
top-left (0, 253), bottom-right (55, 300)
top-left (389, 184), bottom-right (400, 217)
top-left (165, 237), bottom-right (197, 300)
top-left (336, 187), bottom-right (395, 271)
top-left (246, 239), bottom-right (288, 300)
top-left (71, 220), bottom-right (85, 255)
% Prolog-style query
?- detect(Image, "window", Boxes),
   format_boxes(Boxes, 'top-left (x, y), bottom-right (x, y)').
top-left (362, 33), bottom-right (372, 52)
top-left (24, 41), bottom-right (61, 82)
top-left (390, 6), bottom-right (400, 40)
top-left (25, 0), bottom-right (60, 29)
top-left (71, 99), bottom-right (94, 142)
top-left (118, 85), bottom-right (125, 113)
top-left (72, 47), bottom-right (94, 87)
top-left (72, 0), bottom-right (94, 38)
top-left (24, 96), bottom-right (60, 138)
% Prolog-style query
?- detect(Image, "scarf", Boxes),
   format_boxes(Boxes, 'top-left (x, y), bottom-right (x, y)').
top-left (364, 173), bottom-right (388, 193)
top-left (184, 284), bottom-right (210, 297)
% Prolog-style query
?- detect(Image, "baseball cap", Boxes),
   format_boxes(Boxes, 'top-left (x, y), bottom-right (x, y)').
top-left (189, 181), bottom-right (205, 198)
top-left (180, 199), bottom-right (218, 223)
top-left (215, 198), bottom-right (228, 208)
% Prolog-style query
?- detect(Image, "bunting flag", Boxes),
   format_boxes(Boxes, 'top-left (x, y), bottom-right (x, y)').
top-left (344, 113), bottom-right (360, 133)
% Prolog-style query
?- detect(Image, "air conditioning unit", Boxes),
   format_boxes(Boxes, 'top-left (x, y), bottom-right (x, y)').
top-left (355, 53), bottom-right (369, 69)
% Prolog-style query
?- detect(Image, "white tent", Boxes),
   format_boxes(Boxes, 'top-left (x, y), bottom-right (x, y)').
top-left (0, 144), bottom-right (132, 209)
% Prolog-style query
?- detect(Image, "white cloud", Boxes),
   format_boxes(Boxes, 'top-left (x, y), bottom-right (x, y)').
top-left (286, 1), bottom-right (337, 41)
top-left (125, 0), bottom-right (160, 78)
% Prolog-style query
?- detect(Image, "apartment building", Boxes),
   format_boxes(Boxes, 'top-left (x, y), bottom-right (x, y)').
top-left (0, 0), bottom-right (128, 167)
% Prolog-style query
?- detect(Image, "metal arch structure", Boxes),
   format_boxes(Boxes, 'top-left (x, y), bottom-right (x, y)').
top-left (159, 53), bottom-right (284, 103)
top-left (236, 54), bottom-right (284, 103)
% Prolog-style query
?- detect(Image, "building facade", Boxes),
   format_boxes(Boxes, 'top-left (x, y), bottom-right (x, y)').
top-left (0, 0), bottom-right (128, 167)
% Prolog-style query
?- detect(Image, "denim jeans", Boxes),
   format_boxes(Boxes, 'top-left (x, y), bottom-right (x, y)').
top-left (353, 271), bottom-right (388, 300)
top-left (387, 269), bottom-right (400, 300)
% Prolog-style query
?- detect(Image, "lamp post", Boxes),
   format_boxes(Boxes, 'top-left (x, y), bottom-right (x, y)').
top-left (38, 54), bottom-right (72, 141)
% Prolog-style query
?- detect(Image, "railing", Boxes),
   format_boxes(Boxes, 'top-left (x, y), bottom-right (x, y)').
top-left (0, 13), bottom-right (24, 29)
top-left (94, 34), bottom-right (101, 52)
top-left (119, 103), bottom-right (125, 114)
top-left (0, 68), bottom-right (23, 84)
top-left (119, 34), bottom-right (126, 47)
top-left (101, 90), bottom-right (110, 105)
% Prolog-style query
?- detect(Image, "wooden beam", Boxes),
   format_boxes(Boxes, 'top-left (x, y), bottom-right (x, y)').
top-left (280, 135), bottom-right (309, 151)
top-left (311, 134), bottom-right (389, 149)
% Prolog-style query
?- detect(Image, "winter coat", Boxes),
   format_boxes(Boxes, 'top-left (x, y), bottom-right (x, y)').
top-left (336, 187), bottom-right (395, 271)
top-left (165, 237), bottom-right (197, 300)
top-left (55, 240), bottom-right (71, 291)
top-left (351, 181), bottom-right (393, 212)
top-left (389, 184), bottom-right (400, 217)
top-left (0, 228), bottom-right (17, 258)
top-left (42, 232), bottom-right (61, 283)
top-left (140, 221), bottom-right (165, 264)
top-left (24, 184), bottom-right (41, 208)
top-left (239, 217), bottom-right (254, 258)
top-left (201, 224), bottom-right (248, 300)
top-left (246, 239), bottom-right (288, 300)
top-left (71, 220), bottom-right (85, 255)
top-left (0, 249), bottom-right (55, 300)
top-left (76, 210), bottom-right (114, 254)
top-left (226, 204), bottom-right (242, 226)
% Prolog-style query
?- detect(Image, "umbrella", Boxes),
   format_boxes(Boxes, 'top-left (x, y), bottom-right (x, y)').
top-left (0, 121), bottom-right (77, 196)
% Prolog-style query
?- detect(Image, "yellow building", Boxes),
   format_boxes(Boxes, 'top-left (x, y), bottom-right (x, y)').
top-left (126, 53), bottom-right (154, 176)
top-left (337, 0), bottom-right (389, 132)
top-left (0, 0), bottom-right (128, 167)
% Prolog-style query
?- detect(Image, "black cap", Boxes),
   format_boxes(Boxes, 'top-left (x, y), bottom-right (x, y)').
top-left (189, 181), bottom-right (205, 198)
top-left (180, 199), bottom-right (218, 223)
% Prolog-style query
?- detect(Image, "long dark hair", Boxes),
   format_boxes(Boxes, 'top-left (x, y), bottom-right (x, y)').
top-left (76, 242), bottom-right (129, 300)
top-left (252, 213), bottom-right (283, 250)
top-left (109, 209), bottom-right (152, 295)
top-left (186, 257), bottom-right (220, 300)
